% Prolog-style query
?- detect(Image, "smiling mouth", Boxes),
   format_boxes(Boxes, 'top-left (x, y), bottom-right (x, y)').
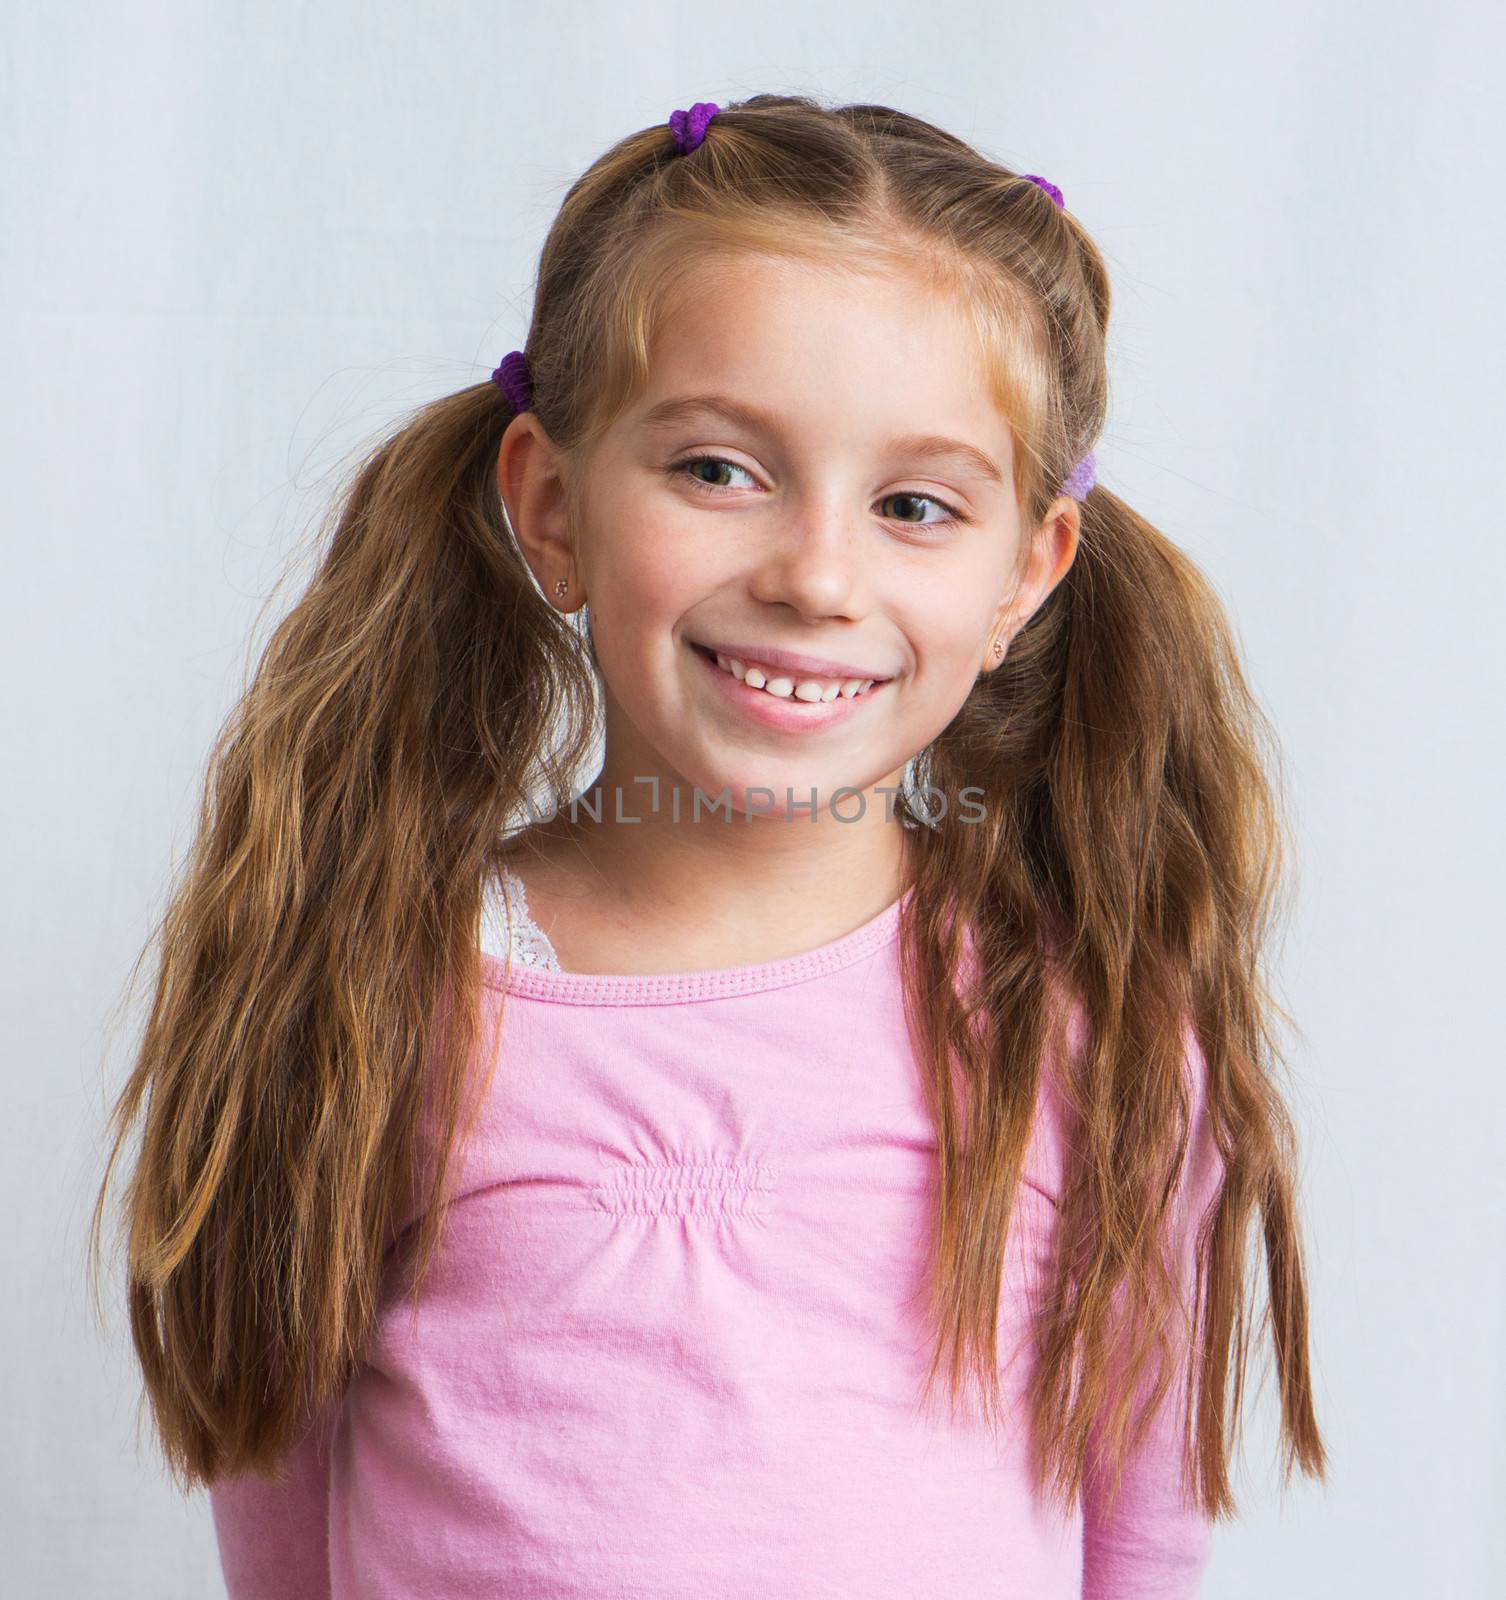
top-left (688, 642), bottom-right (884, 702)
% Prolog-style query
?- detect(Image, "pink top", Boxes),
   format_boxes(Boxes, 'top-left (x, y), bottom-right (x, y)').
top-left (208, 884), bottom-right (1221, 1597)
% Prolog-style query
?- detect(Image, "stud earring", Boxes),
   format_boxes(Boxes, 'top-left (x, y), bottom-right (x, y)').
top-left (554, 579), bottom-right (568, 598)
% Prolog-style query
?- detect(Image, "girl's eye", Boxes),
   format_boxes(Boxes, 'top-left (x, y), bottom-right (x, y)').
top-left (666, 455), bottom-right (965, 532)
top-left (672, 455), bottom-right (758, 493)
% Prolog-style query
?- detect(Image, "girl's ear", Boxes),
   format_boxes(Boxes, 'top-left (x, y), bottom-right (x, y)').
top-left (496, 415), bottom-right (581, 609)
top-left (980, 497), bottom-right (1081, 674)
top-left (1031, 494), bottom-right (1082, 599)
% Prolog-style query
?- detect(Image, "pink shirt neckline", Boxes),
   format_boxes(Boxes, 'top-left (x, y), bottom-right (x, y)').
top-left (480, 884), bottom-right (912, 1007)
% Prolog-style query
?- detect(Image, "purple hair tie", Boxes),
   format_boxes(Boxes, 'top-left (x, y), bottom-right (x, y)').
top-left (491, 349), bottom-right (533, 413)
top-left (1060, 451), bottom-right (1096, 501)
top-left (1021, 172), bottom-right (1065, 209)
top-left (668, 101), bottom-right (720, 153)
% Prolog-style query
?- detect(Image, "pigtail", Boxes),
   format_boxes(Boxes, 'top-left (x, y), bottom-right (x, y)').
top-left (906, 476), bottom-right (1325, 1518)
top-left (90, 379), bottom-right (599, 1484)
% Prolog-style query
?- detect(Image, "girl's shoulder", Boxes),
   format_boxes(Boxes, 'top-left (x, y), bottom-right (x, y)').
top-left (483, 822), bottom-right (632, 976)
top-left (482, 824), bottom-right (582, 972)
top-left (481, 858), bottom-right (562, 971)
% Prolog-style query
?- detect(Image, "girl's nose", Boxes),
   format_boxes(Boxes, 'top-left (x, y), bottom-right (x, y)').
top-left (744, 507), bottom-right (866, 621)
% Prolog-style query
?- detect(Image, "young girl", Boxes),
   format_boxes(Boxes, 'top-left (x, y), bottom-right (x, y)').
top-left (95, 93), bottom-right (1326, 1596)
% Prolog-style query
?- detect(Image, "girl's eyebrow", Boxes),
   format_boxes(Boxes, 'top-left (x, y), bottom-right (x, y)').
top-left (635, 393), bottom-right (1007, 487)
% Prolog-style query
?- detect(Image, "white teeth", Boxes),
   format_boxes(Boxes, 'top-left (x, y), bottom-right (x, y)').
top-left (712, 651), bottom-right (876, 702)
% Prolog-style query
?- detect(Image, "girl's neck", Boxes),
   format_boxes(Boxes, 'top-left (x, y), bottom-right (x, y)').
top-left (497, 801), bottom-right (915, 978)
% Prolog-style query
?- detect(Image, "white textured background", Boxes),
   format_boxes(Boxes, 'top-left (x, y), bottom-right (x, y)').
top-left (4, 2), bottom-right (1502, 1594)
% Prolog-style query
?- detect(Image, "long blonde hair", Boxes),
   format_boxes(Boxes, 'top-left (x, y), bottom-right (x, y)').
top-left (92, 93), bottom-right (1325, 1518)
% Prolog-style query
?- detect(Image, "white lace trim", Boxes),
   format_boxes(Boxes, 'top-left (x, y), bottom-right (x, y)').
top-left (479, 862), bottom-right (563, 972)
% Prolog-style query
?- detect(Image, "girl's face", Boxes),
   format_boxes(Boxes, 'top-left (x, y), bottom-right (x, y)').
top-left (505, 255), bottom-right (1078, 822)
